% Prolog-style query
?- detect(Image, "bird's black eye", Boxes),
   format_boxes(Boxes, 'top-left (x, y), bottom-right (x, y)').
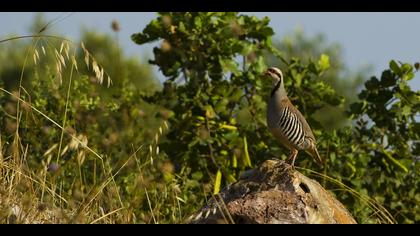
top-left (268, 68), bottom-right (279, 77)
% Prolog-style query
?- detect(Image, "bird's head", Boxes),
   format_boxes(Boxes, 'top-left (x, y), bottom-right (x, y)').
top-left (265, 67), bottom-right (287, 97)
top-left (264, 67), bottom-right (283, 85)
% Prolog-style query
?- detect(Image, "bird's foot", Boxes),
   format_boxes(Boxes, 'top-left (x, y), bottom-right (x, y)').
top-left (283, 158), bottom-right (296, 171)
top-left (285, 153), bottom-right (297, 171)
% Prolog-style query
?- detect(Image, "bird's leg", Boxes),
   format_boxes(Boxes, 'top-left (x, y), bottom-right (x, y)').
top-left (286, 149), bottom-right (298, 167)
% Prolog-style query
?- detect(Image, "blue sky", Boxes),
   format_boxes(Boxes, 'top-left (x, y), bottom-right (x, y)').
top-left (0, 12), bottom-right (419, 88)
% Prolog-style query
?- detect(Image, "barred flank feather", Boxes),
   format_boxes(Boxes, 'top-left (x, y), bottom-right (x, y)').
top-left (277, 107), bottom-right (305, 149)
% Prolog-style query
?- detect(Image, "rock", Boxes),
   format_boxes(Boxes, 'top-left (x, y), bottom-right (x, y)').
top-left (188, 158), bottom-right (357, 224)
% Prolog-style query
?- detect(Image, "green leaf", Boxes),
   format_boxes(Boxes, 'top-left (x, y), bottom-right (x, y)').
top-left (349, 102), bottom-right (366, 115)
top-left (243, 136), bottom-right (252, 167)
top-left (318, 54), bottom-right (330, 71)
top-left (412, 122), bottom-right (420, 134)
top-left (259, 26), bottom-right (274, 37)
top-left (383, 150), bottom-right (409, 173)
top-left (239, 42), bottom-right (253, 55)
top-left (365, 77), bottom-right (380, 90)
top-left (401, 105), bottom-right (411, 116)
top-left (389, 60), bottom-right (401, 75)
top-left (380, 70), bottom-right (396, 87)
top-left (192, 171), bottom-right (203, 180)
top-left (237, 16), bottom-right (245, 25)
top-left (205, 105), bottom-right (216, 119)
top-left (330, 152), bottom-right (336, 162)
top-left (213, 170), bottom-right (222, 194)
top-left (254, 56), bottom-right (265, 74)
top-left (308, 62), bottom-right (318, 74)
top-left (220, 59), bottom-right (240, 76)
top-left (194, 17), bottom-right (202, 28)
top-left (254, 78), bottom-right (264, 91)
top-left (402, 72), bottom-right (415, 81)
top-left (178, 21), bottom-right (186, 33)
top-left (131, 19), bottom-right (162, 45)
top-left (232, 154), bottom-right (238, 168)
top-left (401, 63), bottom-right (413, 74)
top-left (345, 162), bottom-right (356, 178)
top-left (227, 174), bottom-right (237, 183)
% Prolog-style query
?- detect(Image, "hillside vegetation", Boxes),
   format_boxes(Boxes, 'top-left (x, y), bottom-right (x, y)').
top-left (0, 12), bottom-right (418, 223)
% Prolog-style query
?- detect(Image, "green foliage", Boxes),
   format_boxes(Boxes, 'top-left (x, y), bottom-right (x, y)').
top-left (133, 12), bottom-right (274, 184)
top-left (262, 33), bottom-right (418, 223)
top-left (132, 12), bottom-right (344, 218)
top-left (266, 30), bottom-right (370, 130)
top-left (342, 60), bottom-right (419, 223)
top-left (133, 12), bottom-right (419, 223)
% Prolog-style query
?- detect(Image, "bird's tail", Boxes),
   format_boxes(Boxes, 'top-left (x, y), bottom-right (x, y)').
top-left (308, 145), bottom-right (323, 166)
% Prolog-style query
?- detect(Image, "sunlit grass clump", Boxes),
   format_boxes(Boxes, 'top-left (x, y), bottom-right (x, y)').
top-left (0, 28), bottom-right (202, 223)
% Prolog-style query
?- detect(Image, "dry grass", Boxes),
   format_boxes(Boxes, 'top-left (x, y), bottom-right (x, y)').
top-left (0, 85), bottom-right (174, 223)
top-left (297, 167), bottom-right (397, 224)
top-left (0, 31), bottom-right (175, 223)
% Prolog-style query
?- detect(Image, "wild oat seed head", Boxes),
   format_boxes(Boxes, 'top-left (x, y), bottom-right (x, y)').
top-left (111, 20), bottom-right (121, 32)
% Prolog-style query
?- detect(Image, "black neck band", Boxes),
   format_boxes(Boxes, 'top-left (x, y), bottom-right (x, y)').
top-left (270, 80), bottom-right (282, 97)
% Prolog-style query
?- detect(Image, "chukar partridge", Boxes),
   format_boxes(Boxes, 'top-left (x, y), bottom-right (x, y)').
top-left (265, 67), bottom-right (323, 166)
